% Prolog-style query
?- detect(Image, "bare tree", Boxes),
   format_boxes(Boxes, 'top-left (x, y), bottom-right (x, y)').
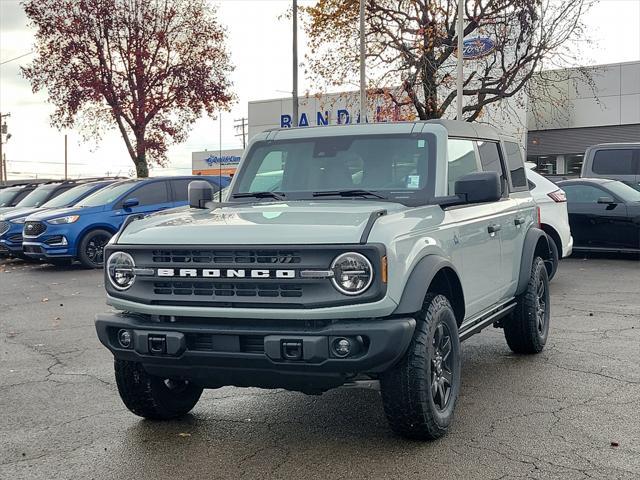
top-left (22, 0), bottom-right (235, 177)
top-left (302, 0), bottom-right (595, 122)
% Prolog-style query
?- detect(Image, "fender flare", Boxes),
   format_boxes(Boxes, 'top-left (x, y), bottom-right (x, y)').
top-left (393, 255), bottom-right (464, 320)
top-left (516, 227), bottom-right (550, 295)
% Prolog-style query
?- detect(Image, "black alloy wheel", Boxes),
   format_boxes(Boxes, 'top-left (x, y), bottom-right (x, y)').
top-left (431, 322), bottom-right (454, 411)
top-left (78, 229), bottom-right (113, 268)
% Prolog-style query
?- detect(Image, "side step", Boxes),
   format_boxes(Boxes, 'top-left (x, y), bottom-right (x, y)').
top-left (459, 301), bottom-right (517, 342)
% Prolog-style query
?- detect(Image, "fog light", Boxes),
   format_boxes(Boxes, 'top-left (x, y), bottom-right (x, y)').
top-left (118, 329), bottom-right (132, 348)
top-left (332, 337), bottom-right (352, 358)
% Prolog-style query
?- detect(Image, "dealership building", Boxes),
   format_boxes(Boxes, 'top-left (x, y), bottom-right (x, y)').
top-left (193, 61), bottom-right (639, 177)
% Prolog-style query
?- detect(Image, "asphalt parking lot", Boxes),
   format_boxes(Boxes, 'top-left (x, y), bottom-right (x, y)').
top-left (1, 256), bottom-right (639, 480)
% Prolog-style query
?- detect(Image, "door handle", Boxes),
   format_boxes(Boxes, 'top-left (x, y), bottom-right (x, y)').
top-left (514, 217), bottom-right (525, 226)
top-left (488, 224), bottom-right (501, 234)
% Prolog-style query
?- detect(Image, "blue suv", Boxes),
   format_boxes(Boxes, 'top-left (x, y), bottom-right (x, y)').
top-left (22, 176), bottom-right (229, 268)
top-left (0, 179), bottom-right (117, 259)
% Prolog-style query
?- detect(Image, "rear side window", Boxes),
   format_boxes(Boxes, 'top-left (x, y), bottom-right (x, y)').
top-left (592, 149), bottom-right (637, 175)
top-left (447, 139), bottom-right (477, 194)
top-left (121, 181), bottom-right (170, 207)
top-left (504, 142), bottom-right (527, 189)
top-left (477, 141), bottom-right (507, 195)
top-left (171, 179), bottom-right (221, 202)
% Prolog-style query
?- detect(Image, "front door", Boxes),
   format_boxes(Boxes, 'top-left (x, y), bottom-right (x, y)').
top-left (445, 138), bottom-right (501, 318)
top-left (563, 183), bottom-right (630, 249)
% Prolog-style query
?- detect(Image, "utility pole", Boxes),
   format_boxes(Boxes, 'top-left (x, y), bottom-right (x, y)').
top-left (0, 112), bottom-right (11, 184)
top-left (456, 0), bottom-right (465, 120)
top-left (234, 117), bottom-right (248, 149)
top-left (64, 134), bottom-right (68, 180)
top-left (359, 0), bottom-right (366, 123)
top-left (292, 0), bottom-right (299, 127)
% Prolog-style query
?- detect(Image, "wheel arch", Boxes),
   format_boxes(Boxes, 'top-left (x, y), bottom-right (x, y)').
top-left (540, 223), bottom-right (562, 254)
top-left (516, 227), bottom-right (551, 295)
top-left (393, 255), bottom-right (465, 326)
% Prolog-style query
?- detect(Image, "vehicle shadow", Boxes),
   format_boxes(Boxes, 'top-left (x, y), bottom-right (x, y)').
top-left (570, 251), bottom-right (639, 261)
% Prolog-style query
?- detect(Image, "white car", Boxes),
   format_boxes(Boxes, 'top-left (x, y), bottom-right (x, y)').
top-left (526, 165), bottom-right (573, 279)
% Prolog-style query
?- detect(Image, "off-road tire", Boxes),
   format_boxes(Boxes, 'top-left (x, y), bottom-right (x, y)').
top-left (380, 293), bottom-right (461, 440)
top-left (114, 360), bottom-right (203, 420)
top-left (547, 234), bottom-right (559, 281)
top-left (504, 256), bottom-right (550, 354)
top-left (78, 229), bottom-right (112, 268)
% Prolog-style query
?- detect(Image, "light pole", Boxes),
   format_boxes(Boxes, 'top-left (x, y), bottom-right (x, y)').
top-left (359, 0), bottom-right (366, 123)
top-left (292, 0), bottom-right (299, 127)
top-left (456, 0), bottom-right (465, 120)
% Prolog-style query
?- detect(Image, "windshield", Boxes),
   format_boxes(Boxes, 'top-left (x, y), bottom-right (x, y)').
top-left (16, 185), bottom-right (58, 208)
top-left (77, 181), bottom-right (136, 207)
top-left (232, 134), bottom-right (434, 204)
top-left (41, 182), bottom-right (103, 209)
top-left (0, 187), bottom-right (20, 207)
top-left (606, 181), bottom-right (640, 202)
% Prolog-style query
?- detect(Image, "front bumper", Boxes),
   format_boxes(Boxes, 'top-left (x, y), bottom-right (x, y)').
top-left (22, 240), bottom-right (73, 259)
top-left (95, 312), bottom-right (416, 393)
top-left (0, 228), bottom-right (24, 255)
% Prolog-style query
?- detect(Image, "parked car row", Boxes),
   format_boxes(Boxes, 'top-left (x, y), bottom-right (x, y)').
top-left (0, 175), bottom-right (230, 267)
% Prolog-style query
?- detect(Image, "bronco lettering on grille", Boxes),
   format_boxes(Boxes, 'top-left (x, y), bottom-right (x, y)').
top-left (156, 268), bottom-right (296, 279)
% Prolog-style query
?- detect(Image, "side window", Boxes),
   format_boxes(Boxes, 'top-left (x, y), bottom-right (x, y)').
top-left (47, 185), bottom-right (74, 201)
top-left (11, 189), bottom-right (31, 206)
top-left (592, 149), bottom-right (635, 175)
top-left (504, 141), bottom-right (527, 189)
top-left (447, 139), bottom-right (477, 195)
top-left (171, 179), bottom-right (220, 202)
top-left (562, 184), bottom-right (608, 203)
top-left (122, 181), bottom-right (170, 207)
top-left (477, 141), bottom-right (507, 195)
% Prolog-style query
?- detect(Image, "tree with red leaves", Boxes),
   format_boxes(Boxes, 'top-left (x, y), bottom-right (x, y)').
top-left (22, 0), bottom-right (234, 177)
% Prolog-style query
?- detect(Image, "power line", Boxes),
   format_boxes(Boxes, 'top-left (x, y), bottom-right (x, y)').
top-left (0, 51), bottom-right (34, 66)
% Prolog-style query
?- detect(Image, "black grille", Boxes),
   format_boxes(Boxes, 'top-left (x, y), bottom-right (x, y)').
top-left (0, 221), bottom-right (9, 236)
top-left (151, 249), bottom-right (301, 265)
top-left (8, 234), bottom-right (23, 243)
top-left (23, 221), bottom-right (47, 237)
top-left (186, 333), bottom-right (265, 354)
top-left (153, 281), bottom-right (303, 298)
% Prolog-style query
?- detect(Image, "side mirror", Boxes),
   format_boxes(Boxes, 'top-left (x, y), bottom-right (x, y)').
top-left (122, 198), bottom-right (139, 209)
top-left (597, 196), bottom-right (615, 204)
top-left (189, 180), bottom-right (214, 209)
top-left (454, 171), bottom-right (501, 204)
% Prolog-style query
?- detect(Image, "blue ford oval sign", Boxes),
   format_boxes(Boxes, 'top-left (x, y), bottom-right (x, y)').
top-left (462, 37), bottom-right (496, 59)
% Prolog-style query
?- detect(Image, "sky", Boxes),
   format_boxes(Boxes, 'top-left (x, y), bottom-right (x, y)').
top-left (0, 0), bottom-right (639, 180)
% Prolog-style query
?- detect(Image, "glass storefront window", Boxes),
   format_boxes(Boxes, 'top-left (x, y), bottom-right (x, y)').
top-left (565, 154), bottom-right (584, 175)
top-left (528, 155), bottom-right (558, 175)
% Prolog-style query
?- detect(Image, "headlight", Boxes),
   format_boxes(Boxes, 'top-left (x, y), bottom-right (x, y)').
top-left (330, 252), bottom-right (373, 295)
top-left (48, 215), bottom-right (80, 224)
top-left (107, 252), bottom-right (136, 290)
top-left (11, 217), bottom-right (27, 224)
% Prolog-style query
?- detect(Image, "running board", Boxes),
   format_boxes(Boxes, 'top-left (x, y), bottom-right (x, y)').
top-left (459, 301), bottom-right (517, 342)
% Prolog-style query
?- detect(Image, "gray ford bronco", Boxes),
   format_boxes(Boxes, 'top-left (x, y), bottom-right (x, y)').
top-left (96, 119), bottom-right (552, 440)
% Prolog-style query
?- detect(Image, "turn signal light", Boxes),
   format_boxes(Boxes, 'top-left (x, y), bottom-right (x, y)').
top-left (381, 256), bottom-right (388, 283)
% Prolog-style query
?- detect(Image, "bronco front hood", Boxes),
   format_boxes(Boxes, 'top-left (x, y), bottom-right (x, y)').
top-left (118, 201), bottom-right (406, 245)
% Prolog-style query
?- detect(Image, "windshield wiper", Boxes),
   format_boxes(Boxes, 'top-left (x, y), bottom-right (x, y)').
top-left (232, 191), bottom-right (286, 201)
top-left (313, 189), bottom-right (387, 199)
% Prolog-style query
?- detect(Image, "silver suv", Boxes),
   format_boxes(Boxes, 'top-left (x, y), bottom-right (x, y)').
top-left (96, 120), bottom-right (553, 440)
top-left (581, 143), bottom-right (640, 191)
